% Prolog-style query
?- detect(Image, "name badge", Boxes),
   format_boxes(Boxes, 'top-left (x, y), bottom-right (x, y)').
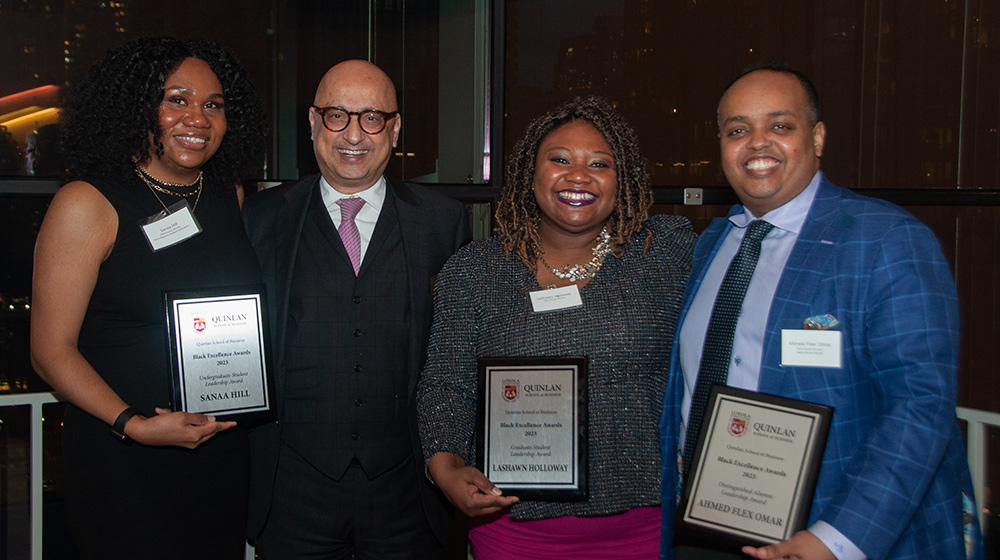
top-left (780, 329), bottom-right (841, 368)
top-left (530, 285), bottom-right (583, 312)
top-left (140, 199), bottom-right (202, 252)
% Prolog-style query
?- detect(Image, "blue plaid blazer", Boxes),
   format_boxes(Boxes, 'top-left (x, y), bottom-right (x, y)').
top-left (660, 174), bottom-right (983, 560)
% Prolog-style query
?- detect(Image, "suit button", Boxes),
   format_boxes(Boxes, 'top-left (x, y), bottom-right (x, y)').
top-left (354, 399), bottom-right (363, 407)
top-left (353, 296), bottom-right (362, 303)
top-left (352, 433), bottom-right (360, 440)
top-left (354, 364), bottom-right (363, 373)
top-left (353, 329), bottom-right (362, 337)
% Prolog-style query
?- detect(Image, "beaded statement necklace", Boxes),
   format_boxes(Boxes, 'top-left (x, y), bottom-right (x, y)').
top-left (134, 165), bottom-right (203, 213)
top-left (539, 226), bottom-right (611, 283)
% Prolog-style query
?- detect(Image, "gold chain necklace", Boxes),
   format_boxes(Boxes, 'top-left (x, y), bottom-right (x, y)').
top-left (134, 165), bottom-right (203, 213)
top-left (540, 227), bottom-right (611, 283)
top-left (134, 165), bottom-right (202, 196)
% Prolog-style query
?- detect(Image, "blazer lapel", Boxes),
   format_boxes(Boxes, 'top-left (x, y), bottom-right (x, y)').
top-left (667, 213), bottom-right (734, 426)
top-left (389, 177), bottom-right (432, 392)
top-left (758, 177), bottom-right (853, 393)
top-left (673, 215), bottom-right (733, 356)
top-left (274, 177), bottom-right (317, 367)
top-left (358, 185), bottom-right (397, 278)
top-left (304, 188), bottom-right (354, 272)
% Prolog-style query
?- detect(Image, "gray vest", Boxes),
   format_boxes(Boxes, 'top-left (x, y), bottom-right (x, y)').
top-left (281, 186), bottom-right (411, 479)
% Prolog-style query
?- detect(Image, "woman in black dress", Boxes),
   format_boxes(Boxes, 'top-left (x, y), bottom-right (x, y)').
top-left (30, 37), bottom-right (266, 558)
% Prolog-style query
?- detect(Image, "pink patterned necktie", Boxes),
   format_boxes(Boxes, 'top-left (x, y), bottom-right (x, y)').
top-left (336, 197), bottom-right (365, 275)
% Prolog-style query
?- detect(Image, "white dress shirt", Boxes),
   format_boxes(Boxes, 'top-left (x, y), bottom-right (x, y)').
top-left (318, 175), bottom-right (386, 263)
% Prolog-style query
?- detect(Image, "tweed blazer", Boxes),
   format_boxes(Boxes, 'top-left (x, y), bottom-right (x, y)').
top-left (420, 214), bottom-right (695, 520)
top-left (659, 174), bottom-right (983, 560)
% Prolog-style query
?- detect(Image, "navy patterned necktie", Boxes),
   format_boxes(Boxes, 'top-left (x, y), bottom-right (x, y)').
top-left (682, 219), bottom-right (774, 476)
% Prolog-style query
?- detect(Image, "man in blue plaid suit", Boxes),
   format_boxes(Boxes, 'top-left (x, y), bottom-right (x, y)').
top-left (660, 64), bottom-right (983, 560)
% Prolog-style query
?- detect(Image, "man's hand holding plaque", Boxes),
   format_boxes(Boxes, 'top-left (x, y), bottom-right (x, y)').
top-left (741, 529), bottom-right (837, 560)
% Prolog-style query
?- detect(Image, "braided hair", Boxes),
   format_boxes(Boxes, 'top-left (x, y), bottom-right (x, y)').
top-left (496, 95), bottom-right (653, 270)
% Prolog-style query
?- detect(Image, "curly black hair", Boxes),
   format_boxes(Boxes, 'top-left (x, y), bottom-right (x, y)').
top-left (61, 36), bottom-right (267, 194)
top-left (496, 95), bottom-right (654, 270)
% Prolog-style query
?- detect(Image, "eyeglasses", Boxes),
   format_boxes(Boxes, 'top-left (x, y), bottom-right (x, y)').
top-left (311, 106), bottom-right (399, 135)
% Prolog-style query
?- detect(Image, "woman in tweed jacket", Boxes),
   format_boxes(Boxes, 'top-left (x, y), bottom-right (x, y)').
top-left (417, 96), bottom-right (696, 559)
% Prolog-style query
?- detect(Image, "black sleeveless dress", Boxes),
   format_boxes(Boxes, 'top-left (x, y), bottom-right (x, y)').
top-left (63, 175), bottom-right (261, 559)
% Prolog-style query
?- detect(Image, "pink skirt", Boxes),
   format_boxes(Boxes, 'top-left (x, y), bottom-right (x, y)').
top-left (469, 507), bottom-right (661, 560)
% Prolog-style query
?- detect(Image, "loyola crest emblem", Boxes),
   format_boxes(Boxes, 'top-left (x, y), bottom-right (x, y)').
top-left (193, 317), bottom-right (206, 332)
top-left (729, 417), bottom-right (747, 437)
top-left (503, 384), bottom-right (519, 402)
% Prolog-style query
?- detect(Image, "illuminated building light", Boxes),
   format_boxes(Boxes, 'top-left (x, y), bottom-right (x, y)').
top-left (0, 85), bottom-right (60, 114)
top-left (1, 107), bottom-right (61, 129)
top-left (0, 105), bottom-right (45, 122)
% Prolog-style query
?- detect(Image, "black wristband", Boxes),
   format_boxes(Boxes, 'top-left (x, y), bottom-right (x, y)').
top-left (110, 407), bottom-right (142, 442)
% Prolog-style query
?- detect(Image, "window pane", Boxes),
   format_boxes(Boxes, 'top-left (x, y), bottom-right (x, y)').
top-left (0, 192), bottom-right (50, 393)
top-left (505, 0), bottom-right (1000, 190)
top-left (289, 0), bottom-right (490, 183)
top-left (961, 0), bottom-right (1000, 190)
top-left (2, 1), bottom-right (492, 183)
top-left (1, 0), bottom-right (274, 178)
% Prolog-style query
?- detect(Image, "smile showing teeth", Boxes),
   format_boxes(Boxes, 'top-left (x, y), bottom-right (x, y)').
top-left (557, 190), bottom-right (597, 207)
top-left (339, 148), bottom-right (368, 156)
top-left (746, 159), bottom-right (779, 170)
top-left (558, 191), bottom-right (595, 201)
top-left (176, 135), bottom-right (206, 144)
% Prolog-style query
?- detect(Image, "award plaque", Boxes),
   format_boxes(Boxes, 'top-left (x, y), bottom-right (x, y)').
top-left (675, 385), bottom-right (832, 551)
top-left (163, 285), bottom-right (275, 426)
top-left (476, 357), bottom-right (587, 501)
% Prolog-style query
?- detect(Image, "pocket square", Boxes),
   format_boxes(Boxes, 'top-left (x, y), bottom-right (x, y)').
top-left (803, 314), bottom-right (839, 330)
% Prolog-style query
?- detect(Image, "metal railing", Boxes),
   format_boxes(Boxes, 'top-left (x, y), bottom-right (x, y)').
top-left (0, 391), bottom-right (58, 560)
top-left (1, 393), bottom-right (997, 559)
top-left (958, 406), bottom-right (1000, 531)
